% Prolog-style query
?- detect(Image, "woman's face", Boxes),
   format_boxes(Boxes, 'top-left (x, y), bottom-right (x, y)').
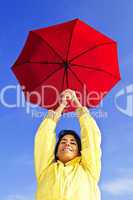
top-left (57, 134), bottom-right (79, 164)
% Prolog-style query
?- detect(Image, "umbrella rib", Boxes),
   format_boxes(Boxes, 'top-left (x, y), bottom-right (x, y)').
top-left (27, 61), bottom-right (63, 65)
top-left (66, 21), bottom-right (77, 61)
top-left (31, 31), bottom-right (65, 63)
top-left (68, 67), bottom-right (85, 88)
top-left (69, 42), bottom-right (115, 63)
top-left (15, 61), bottom-right (63, 66)
top-left (32, 66), bottom-right (63, 91)
top-left (66, 69), bottom-right (69, 88)
top-left (61, 69), bottom-right (66, 91)
top-left (71, 64), bottom-right (120, 79)
top-left (68, 67), bottom-right (90, 96)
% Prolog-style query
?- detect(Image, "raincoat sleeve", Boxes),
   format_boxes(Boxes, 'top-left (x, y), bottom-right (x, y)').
top-left (34, 110), bottom-right (61, 180)
top-left (76, 107), bottom-right (102, 182)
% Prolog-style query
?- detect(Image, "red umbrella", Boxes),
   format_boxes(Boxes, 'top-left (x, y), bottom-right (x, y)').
top-left (12, 18), bottom-right (121, 112)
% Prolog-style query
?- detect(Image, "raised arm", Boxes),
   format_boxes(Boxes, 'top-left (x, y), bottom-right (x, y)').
top-left (76, 107), bottom-right (102, 182)
top-left (34, 100), bottom-right (67, 181)
top-left (68, 89), bottom-right (102, 182)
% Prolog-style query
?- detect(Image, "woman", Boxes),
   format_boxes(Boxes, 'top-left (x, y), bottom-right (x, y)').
top-left (34, 89), bottom-right (102, 200)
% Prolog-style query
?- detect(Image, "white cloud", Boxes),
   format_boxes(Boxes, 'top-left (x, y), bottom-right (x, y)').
top-left (102, 177), bottom-right (133, 196)
top-left (4, 194), bottom-right (34, 200)
top-left (3, 183), bottom-right (36, 200)
top-left (102, 167), bottom-right (133, 196)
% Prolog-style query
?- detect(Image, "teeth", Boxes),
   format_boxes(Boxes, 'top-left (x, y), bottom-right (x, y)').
top-left (63, 148), bottom-right (72, 152)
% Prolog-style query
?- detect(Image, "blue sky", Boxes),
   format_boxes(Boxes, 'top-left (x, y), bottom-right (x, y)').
top-left (0, 0), bottom-right (133, 200)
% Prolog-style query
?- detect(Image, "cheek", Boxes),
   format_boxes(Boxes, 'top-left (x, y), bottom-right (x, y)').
top-left (73, 146), bottom-right (79, 154)
top-left (76, 145), bottom-right (80, 155)
top-left (57, 144), bottom-right (63, 154)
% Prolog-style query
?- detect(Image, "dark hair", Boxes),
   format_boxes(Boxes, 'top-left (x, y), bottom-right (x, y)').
top-left (54, 130), bottom-right (81, 161)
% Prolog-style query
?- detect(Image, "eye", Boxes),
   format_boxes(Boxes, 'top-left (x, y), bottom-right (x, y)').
top-left (71, 142), bottom-right (76, 145)
top-left (61, 141), bottom-right (66, 144)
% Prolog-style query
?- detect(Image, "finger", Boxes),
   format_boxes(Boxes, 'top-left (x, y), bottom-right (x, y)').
top-left (61, 90), bottom-right (71, 97)
top-left (61, 89), bottom-right (73, 94)
top-left (65, 93), bottom-right (71, 100)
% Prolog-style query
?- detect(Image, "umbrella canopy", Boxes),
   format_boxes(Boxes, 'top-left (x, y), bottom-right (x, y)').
top-left (12, 18), bottom-right (121, 112)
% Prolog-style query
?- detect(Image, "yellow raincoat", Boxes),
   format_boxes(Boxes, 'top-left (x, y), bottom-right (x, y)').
top-left (34, 107), bottom-right (102, 200)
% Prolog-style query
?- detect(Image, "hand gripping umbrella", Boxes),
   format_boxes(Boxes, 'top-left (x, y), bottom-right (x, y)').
top-left (12, 18), bottom-right (121, 112)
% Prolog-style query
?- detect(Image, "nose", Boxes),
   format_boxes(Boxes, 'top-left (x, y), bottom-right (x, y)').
top-left (64, 142), bottom-right (70, 147)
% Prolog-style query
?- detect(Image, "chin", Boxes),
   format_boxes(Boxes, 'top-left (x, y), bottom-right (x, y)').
top-left (63, 156), bottom-right (75, 163)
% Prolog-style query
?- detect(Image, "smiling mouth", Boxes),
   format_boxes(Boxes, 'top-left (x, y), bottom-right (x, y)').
top-left (62, 147), bottom-right (73, 152)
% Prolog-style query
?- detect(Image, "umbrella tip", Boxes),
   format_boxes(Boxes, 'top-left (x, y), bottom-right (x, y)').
top-left (74, 18), bottom-right (80, 21)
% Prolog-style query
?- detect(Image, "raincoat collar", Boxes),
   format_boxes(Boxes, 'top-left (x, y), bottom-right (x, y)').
top-left (57, 156), bottom-right (81, 166)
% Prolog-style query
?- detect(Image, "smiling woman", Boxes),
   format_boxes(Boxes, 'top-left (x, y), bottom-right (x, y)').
top-left (34, 89), bottom-right (102, 200)
top-left (55, 130), bottom-right (81, 163)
